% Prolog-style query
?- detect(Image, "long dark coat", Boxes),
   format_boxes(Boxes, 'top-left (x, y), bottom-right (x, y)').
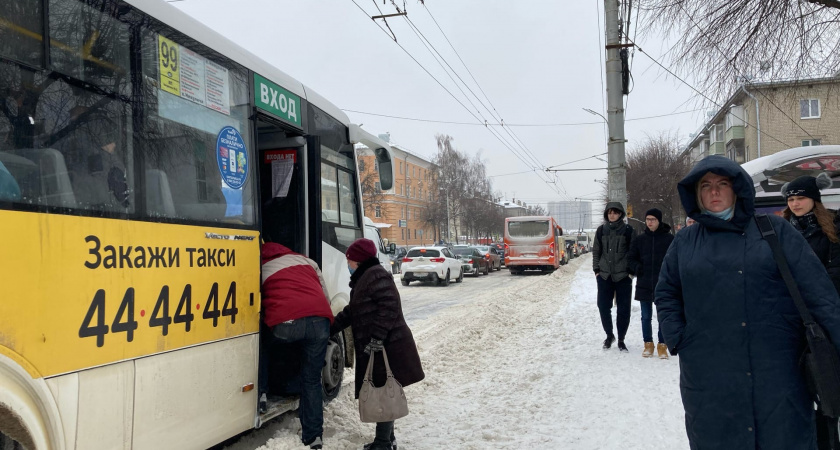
top-left (798, 212), bottom-right (840, 296)
top-left (628, 222), bottom-right (674, 301)
top-left (332, 258), bottom-right (424, 399)
top-left (655, 155), bottom-right (840, 450)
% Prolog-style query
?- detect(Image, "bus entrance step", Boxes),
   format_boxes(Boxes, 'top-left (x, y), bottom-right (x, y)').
top-left (258, 396), bottom-right (299, 427)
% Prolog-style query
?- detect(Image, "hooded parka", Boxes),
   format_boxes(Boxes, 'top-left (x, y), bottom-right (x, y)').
top-left (628, 222), bottom-right (674, 301)
top-left (655, 155), bottom-right (840, 450)
top-left (331, 258), bottom-right (425, 399)
top-left (592, 202), bottom-right (634, 281)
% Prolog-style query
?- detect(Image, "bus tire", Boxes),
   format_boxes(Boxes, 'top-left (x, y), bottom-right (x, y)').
top-left (322, 332), bottom-right (345, 402)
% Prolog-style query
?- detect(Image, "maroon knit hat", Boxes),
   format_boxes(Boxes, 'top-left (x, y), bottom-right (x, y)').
top-left (346, 238), bottom-right (377, 262)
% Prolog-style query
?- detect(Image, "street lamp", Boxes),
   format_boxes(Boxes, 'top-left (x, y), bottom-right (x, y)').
top-left (583, 108), bottom-right (608, 124)
top-left (584, 107), bottom-right (627, 207)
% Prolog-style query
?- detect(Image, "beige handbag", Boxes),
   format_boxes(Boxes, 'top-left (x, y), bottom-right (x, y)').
top-left (358, 349), bottom-right (409, 423)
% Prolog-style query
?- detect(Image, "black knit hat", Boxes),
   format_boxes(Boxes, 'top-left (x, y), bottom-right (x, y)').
top-left (644, 208), bottom-right (663, 223)
top-left (781, 173), bottom-right (832, 203)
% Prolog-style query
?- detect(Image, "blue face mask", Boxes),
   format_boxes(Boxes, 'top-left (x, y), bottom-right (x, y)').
top-left (705, 205), bottom-right (734, 221)
top-left (348, 263), bottom-right (356, 275)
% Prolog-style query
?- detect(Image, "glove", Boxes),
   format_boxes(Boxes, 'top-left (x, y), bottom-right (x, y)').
top-left (364, 338), bottom-right (384, 355)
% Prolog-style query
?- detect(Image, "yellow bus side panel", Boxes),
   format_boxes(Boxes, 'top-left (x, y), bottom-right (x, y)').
top-left (0, 211), bottom-right (261, 378)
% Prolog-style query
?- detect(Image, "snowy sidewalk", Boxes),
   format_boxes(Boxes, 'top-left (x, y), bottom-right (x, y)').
top-left (226, 256), bottom-right (688, 450)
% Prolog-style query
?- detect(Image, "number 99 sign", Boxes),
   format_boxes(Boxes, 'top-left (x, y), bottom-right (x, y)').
top-left (158, 35), bottom-right (181, 96)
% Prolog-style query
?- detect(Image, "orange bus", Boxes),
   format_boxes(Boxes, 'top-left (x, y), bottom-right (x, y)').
top-left (504, 216), bottom-right (563, 274)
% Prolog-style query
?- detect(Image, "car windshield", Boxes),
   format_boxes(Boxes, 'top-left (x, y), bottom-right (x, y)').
top-left (407, 249), bottom-right (440, 257)
top-left (476, 246), bottom-right (490, 252)
top-left (508, 220), bottom-right (550, 238)
top-left (453, 248), bottom-right (472, 256)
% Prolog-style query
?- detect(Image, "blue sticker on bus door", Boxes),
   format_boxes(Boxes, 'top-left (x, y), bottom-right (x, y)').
top-left (216, 126), bottom-right (248, 189)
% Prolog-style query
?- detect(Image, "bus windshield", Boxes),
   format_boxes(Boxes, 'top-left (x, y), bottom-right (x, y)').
top-left (508, 220), bottom-right (549, 238)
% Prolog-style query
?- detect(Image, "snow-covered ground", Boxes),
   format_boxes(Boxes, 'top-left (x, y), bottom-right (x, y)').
top-left (223, 256), bottom-right (688, 450)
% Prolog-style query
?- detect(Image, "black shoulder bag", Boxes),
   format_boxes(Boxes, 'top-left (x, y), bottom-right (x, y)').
top-left (756, 214), bottom-right (840, 417)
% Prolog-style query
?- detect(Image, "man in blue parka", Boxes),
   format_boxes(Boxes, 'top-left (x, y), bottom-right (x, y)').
top-left (655, 155), bottom-right (840, 449)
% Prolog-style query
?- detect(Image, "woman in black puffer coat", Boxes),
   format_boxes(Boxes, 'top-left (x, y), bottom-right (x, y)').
top-left (655, 155), bottom-right (840, 450)
top-left (783, 173), bottom-right (840, 294)
top-left (332, 238), bottom-right (424, 450)
top-left (782, 173), bottom-right (840, 449)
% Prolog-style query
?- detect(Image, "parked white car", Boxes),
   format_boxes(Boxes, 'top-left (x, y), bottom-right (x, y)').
top-left (400, 246), bottom-right (463, 286)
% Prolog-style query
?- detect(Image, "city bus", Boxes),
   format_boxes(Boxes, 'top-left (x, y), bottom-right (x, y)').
top-left (742, 145), bottom-right (840, 214)
top-left (0, 0), bottom-right (395, 448)
top-left (504, 216), bottom-right (563, 274)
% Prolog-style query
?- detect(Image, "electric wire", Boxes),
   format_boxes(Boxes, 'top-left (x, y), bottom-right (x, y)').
top-left (348, 2), bottom-right (565, 198)
top-left (676, 2), bottom-right (818, 141)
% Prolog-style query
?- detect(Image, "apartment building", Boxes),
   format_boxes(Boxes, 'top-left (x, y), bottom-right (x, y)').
top-left (683, 76), bottom-right (840, 165)
top-left (356, 140), bottom-right (437, 248)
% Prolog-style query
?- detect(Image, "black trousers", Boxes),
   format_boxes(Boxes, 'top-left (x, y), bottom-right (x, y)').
top-left (596, 276), bottom-right (633, 340)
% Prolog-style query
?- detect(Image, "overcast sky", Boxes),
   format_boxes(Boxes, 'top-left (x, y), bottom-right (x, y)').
top-left (175, 0), bottom-right (707, 214)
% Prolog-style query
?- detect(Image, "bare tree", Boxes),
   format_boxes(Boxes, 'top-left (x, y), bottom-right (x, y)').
top-left (638, 0), bottom-right (840, 102)
top-left (625, 132), bottom-right (691, 227)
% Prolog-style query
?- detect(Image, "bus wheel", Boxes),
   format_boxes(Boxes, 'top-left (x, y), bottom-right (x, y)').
top-left (322, 332), bottom-right (345, 401)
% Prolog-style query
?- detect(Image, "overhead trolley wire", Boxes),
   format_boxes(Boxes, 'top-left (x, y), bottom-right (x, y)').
top-left (347, 1), bottom-right (565, 197)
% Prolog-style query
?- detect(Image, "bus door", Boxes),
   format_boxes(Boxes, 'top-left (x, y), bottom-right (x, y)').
top-left (257, 117), bottom-right (307, 255)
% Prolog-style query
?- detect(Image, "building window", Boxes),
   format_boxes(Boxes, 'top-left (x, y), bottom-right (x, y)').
top-left (401, 207), bottom-right (405, 218)
top-left (375, 206), bottom-right (381, 218)
top-left (374, 181), bottom-right (381, 192)
top-left (801, 99), bottom-right (821, 119)
top-left (802, 139), bottom-right (822, 146)
top-left (401, 229), bottom-right (404, 240)
top-left (412, 166), bottom-right (415, 177)
top-left (414, 229), bottom-right (417, 239)
top-left (400, 161), bottom-right (403, 174)
top-left (374, 160), bottom-right (379, 172)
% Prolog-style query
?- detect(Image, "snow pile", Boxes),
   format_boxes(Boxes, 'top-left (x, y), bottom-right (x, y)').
top-left (225, 257), bottom-right (688, 449)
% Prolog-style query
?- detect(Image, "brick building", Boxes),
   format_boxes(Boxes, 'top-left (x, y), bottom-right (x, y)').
top-left (356, 141), bottom-right (437, 248)
top-left (683, 76), bottom-right (840, 164)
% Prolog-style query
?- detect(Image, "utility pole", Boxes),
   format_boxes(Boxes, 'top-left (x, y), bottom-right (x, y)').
top-left (604, 0), bottom-right (628, 207)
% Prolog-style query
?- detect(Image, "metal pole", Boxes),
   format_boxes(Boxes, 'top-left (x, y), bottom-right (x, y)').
top-left (604, 0), bottom-right (627, 206)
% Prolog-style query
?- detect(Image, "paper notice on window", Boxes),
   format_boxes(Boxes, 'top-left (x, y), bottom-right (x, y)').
top-left (271, 158), bottom-right (294, 198)
top-left (179, 47), bottom-right (206, 106)
top-left (205, 60), bottom-right (231, 116)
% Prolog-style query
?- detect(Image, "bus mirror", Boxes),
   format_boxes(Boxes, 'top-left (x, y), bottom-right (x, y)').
top-left (374, 147), bottom-right (393, 190)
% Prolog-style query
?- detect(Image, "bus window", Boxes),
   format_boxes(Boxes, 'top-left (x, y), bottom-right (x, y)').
top-left (0, 0), bottom-right (44, 68)
top-left (139, 26), bottom-right (256, 225)
top-left (508, 220), bottom-right (550, 238)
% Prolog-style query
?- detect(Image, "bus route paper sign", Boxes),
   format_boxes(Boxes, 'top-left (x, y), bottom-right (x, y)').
top-left (216, 126), bottom-right (248, 189)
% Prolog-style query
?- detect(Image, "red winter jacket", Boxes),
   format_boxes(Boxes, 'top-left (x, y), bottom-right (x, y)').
top-left (261, 242), bottom-right (334, 327)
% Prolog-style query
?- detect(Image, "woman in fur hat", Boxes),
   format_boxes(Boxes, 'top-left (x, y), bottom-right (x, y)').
top-left (782, 173), bottom-right (840, 294)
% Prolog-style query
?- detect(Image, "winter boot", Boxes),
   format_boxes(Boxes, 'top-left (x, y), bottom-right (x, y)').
top-left (307, 436), bottom-right (323, 449)
top-left (363, 442), bottom-right (393, 450)
top-left (617, 340), bottom-right (628, 352)
top-left (602, 335), bottom-right (616, 349)
top-left (657, 343), bottom-right (670, 359)
top-left (642, 342), bottom-right (655, 358)
top-left (258, 393), bottom-right (267, 414)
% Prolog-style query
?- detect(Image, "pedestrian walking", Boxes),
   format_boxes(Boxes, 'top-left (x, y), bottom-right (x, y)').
top-left (627, 208), bottom-right (674, 359)
top-left (655, 155), bottom-right (840, 450)
top-left (259, 242), bottom-right (334, 450)
top-left (783, 173), bottom-right (840, 449)
top-left (592, 202), bottom-right (634, 352)
top-left (332, 238), bottom-right (425, 450)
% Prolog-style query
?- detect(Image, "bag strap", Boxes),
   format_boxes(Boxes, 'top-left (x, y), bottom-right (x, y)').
top-left (362, 348), bottom-right (396, 383)
top-left (754, 214), bottom-right (817, 326)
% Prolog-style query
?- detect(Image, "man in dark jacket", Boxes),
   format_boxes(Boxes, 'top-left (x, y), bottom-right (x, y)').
top-left (333, 238), bottom-right (424, 450)
top-left (627, 208), bottom-right (674, 359)
top-left (655, 155), bottom-right (840, 450)
top-left (260, 242), bottom-right (334, 450)
top-left (592, 202), bottom-right (634, 351)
